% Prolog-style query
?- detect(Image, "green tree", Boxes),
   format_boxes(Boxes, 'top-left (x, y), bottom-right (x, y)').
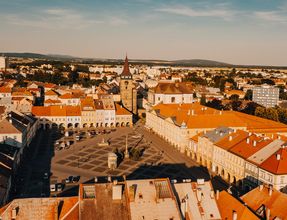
top-left (265, 108), bottom-right (279, 121)
top-left (255, 106), bottom-right (266, 118)
top-left (244, 89), bottom-right (253, 100)
top-left (230, 94), bottom-right (239, 101)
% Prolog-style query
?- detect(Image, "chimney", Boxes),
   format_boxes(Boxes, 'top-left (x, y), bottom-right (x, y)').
top-left (266, 208), bottom-right (270, 220)
top-left (276, 154), bottom-right (281, 161)
top-left (232, 211), bottom-right (238, 220)
top-left (9, 118), bottom-right (12, 124)
top-left (216, 190), bottom-right (219, 200)
top-left (253, 140), bottom-right (257, 147)
top-left (268, 186), bottom-right (273, 196)
top-left (248, 132), bottom-right (252, 136)
top-left (191, 109), bottom-right (195, 116)
top-left (246, 138), bottom-right (250, 144)
top-left (259, 184), bottom-right (263, 191)
top-left (229, 136), bottom-right (233, 141)
top-left (187, 110), bottom-right (191, 115)
top-left (278, 135), bottom-right (281, 140)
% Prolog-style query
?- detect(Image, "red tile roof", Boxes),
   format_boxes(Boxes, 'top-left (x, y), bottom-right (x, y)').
top-left (259, 148), bottom-right (287, 174)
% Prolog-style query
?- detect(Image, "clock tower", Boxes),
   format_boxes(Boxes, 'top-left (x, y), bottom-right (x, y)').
top-left (120, 56), bottom-right (137, 114)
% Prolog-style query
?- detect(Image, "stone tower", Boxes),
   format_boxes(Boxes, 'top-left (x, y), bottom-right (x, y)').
top-left (120, 56), bottom-right (137, 114)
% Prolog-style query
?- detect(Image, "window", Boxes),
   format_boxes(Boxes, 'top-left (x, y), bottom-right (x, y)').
top-left (171, 97), bottom-right (175, 103)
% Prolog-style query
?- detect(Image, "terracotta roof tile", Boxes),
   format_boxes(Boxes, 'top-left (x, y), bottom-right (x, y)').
top-left (217, 191), bottom-right (260, 220)
top-left (115, 103), bottom-right (132, 115)
top-left (259, 148), bottom-right (287, 174)
top-left (241, 186), bottom-right (287, 220)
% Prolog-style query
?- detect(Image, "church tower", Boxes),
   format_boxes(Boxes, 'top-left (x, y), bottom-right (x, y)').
top-left (120, 56), bottom-right (137, 114)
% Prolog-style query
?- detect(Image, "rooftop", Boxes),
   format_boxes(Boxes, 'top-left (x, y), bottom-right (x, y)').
top-left (241, 185), bottom-right (287, 220)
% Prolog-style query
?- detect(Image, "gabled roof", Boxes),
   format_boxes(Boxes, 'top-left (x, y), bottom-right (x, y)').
top-left (32, 106), bottom-right (81, 117)
top-left (115, 103), bottom-right (132, 115)
top-left (217, 191), bottom-right (260, 220)
top-left (229, 135), bottom-right (272, 159)
top-left (0, 87), bottom-right (11, 93)
top-left (45, 90), bottom-right (59, 96)
top-left (259, 148), bottom-right (287, 175)
top-left (154, 82), bottom-right (194, 94)
top-left (241, 186), bottom-right (287, 220)
top-left (0, 119), bottom-right (21, 134)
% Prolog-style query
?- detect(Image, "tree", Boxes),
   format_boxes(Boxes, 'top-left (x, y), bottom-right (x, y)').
top-left (68, 71), bottom-right (79, 83)
top-left (255, 106), bottom-right (266, 118)
top-left (242, 102), bottom-right (259, 115)
top-left (265, 108), bottom-right (279, 121)
top-left (206, 99), bottom-right (223, 110)
top-left (231, 101), bottom-right (242, 111)
top-left (244, 89), bottom-right (253, 100)
top-left (230, 94), bottom-right (239, 101)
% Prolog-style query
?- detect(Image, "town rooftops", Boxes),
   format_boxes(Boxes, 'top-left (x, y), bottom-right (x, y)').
top-left (154, 82), bottom-right (194, 94)
top-left (217, 191), bottom-right (260, 220)
top-left (215, 129), bottom-right (250, 151)
top-left (247, 139), bottom-right (285, 165)
top-left (203, 126), bottom-right (233, 143)
top-left (115, 103), bottom-right (132, 115)
top-left (32, 106), bottom-right (81, 117)
top-left (241, 185), bottom-right (287, 220)
top-left (173, 180), bottom-right (221, 220)
top-left (126, 178), bottom-right (181, 220)
top-left (151, 103), bottom-right (287, 132)
top-left (0, 197), bottom-right (79, 220)
top-left (45, 90), bottom-right (59, 96)
top-left (79, 183), bottom-right (130, 220)
top-left (0, 87), bottom-right (11, 93)
top-left (259, 148), bottom-right (287, 175)
top-left (228, 134), bottom-right (273, 159)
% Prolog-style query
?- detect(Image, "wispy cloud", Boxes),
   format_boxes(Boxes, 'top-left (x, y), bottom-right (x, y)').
top-left (254, 11), bottom-right (287, 23)
top-left (2, 8), bottom-right (128, 29)
top-left (155, 4), bottom-right (235, 20)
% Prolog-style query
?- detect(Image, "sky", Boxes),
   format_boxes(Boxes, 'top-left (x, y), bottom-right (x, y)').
top-left (0, 0), bottom-right (287, 66)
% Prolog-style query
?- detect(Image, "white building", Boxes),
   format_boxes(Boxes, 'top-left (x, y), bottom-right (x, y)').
top-left (0, 56), bottom-right (8, 70)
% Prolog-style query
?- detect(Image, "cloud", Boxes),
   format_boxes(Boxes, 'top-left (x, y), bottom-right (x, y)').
top-left (254, 11), bottom-right (287, 23)
top-left (155, 4), bottom-right (235, 20)
top-left (2, 8), bottom-right (128, 30)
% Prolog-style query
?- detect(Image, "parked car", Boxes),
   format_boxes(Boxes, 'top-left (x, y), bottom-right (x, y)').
top-left (50, 184), bottom-right (56, 192)
top-left (56, 183), bottom-right (64, 192)
top-left (65, 176), bottom-right (73, 183)
top-left (72, 176), bottom-right (80, 183)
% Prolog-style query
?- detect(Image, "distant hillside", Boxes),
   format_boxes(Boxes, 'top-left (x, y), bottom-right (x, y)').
top-left (1, 52), bottom-right (78, 60)
top-left (1, 52), bottom-right (286, 69)
top-left (171, 59), bottom-right (232, 67)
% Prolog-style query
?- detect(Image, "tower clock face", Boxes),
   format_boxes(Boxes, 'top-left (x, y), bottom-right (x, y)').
top-left (124, 81), bottom-right (129, 85)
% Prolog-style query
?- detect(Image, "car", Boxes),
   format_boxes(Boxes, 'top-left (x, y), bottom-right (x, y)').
top-left (56, 183), bottom-right (64, 192)
top-left (65, 176), bottom-right (73, 183)
top-left (72, 176), bottom-right (80, 183)
top-left (50, 184), bottom-right (56, 192)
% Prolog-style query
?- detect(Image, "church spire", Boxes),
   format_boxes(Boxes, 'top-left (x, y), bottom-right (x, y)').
top-left (121, 55), bottom-right (132, 78)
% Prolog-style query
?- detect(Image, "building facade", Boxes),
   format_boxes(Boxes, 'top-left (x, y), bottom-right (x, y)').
top-left (252, 84), bottom-right (279, 107)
